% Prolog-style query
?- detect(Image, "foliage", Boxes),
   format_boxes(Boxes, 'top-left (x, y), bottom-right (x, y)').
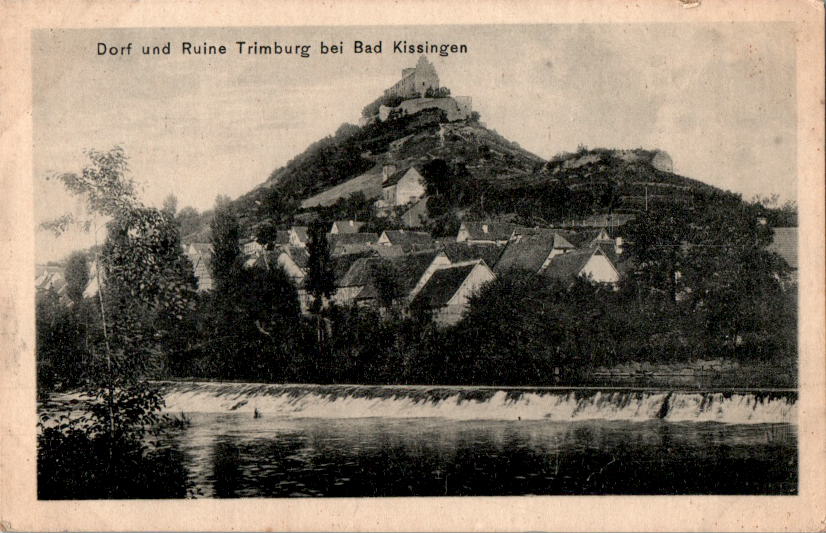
top-left (36, 290), bottom-right (92, 395)
top-left (209, 197), bottom-right (242, 292)
top-left (39, 147), bottom-right (198, 496)
top-left (38, 420), bottom-right (189, 499)
top-left (174, 206), bottom-right (203, 239)
top-left (370, 261), bottom-right (404, 310)
top-left (306, 220), bottom-right (336, 313)
top-left (64, 251), bottom-right (90, 305)
top-left (424, 86), bottom-right (451, 98)
top-left (361, 94), bottom-right (407, 118)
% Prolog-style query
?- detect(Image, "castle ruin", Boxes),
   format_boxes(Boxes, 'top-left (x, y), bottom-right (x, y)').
top-left (384, 55), bottom-right (440, 99)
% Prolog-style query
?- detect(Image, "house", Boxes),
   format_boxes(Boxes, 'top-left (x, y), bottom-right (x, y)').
top-left (409, 260), bottom-right (496, 326)
top-left (241, 238), bottom-right (264, 257)
top-left (406, 251), bottom-right (452, 301)
top-left (328, 232), bottom-right (379, 255)
top-left (494, 233), bottom-right (576, 274)
top-left (334, 250), bottom-right (447, 308)
top-left (288, 226), bottom-right (309, 248)
top-left (330, 220), bottom-right (366, 234)
top-left (334, 256), bottom-right (383, 306)
top-left (377, 229), bottom-right (434, 250)
top-left (379, 166), bottom-right (427, 208)
top-left (35, 265), bottom-right (69, 304)
top-left (455, 222), bottom-right (518, 245)
top-left (767, 227), bottom-right (797, 270)
top-left (440, 242), bottom-right (505, 271)
top-left (542, 246), bottom-right (621, 287)
top-left (185, 243), bottom-right (214, 292)
top-left (372, 244), bottom-right (406, 258)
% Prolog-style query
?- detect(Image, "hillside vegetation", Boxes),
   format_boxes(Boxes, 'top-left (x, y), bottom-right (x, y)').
top-left (181, 98), bottom-right (795, 241)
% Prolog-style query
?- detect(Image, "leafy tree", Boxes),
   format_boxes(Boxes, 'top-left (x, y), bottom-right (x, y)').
top-left (175, 206), bottom-right (202, 239)
top-left (161, 193), bottom-right (178, 216)
top-left (370, 261), bottom-right (404, 311)
top-left (41, 147), bottom-right (197, 494)
top-left (209, 197), bottom-right (242, 293)
top-left (64, 250), bottom-right (89, 305)
top-left (305, 220), bottom-right (335, 374)
top-left (306, 220), bottom-right (335, 313)
top-left (623, 201), bottom-right (695, 303)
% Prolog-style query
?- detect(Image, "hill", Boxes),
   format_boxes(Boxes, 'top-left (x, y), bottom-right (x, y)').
top-left (216, 80), bottom-right (793, 240)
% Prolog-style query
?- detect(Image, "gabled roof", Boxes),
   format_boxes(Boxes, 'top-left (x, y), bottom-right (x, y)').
top-left (373, 245), bottom-right (406, 258)
top-left (542, 246), bottom-right (619, 282)
top-left (290, 226), bottom-right (309, 242)
top-left (768, 227), bottom-right (797, 269)
top-left (337, 250), bottom-right (441, 295)
top-left (332, 252), bottom-right (375, 282)
top-left (337, 257), bottom-right (382, 287)
top-left (460, 222), bottom-right (518, 241)
top-left (388, 250), bottom-right (443, 293)
top-left (563, 229), bottom-right (610, 248)
top-left (441, 242), bottom-right (504, 269)
top-left (383, 166), bottom-right (423, 187)
top-left (494, 233), bottom-right (573, 273)
top-left (410, 263), bottom-right (476, 309)
top-left (329, 232), bottom-right (379, 246)
top-left (541, 248), bottom-right (595, 280)
top-left (331, 220), bottom-right (366, 234)
top-left (380, 230), bottom-right (433, 247)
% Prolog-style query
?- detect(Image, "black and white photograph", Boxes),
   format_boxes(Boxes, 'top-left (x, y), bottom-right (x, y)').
top-left (2, 1), bottom-right (825, 530)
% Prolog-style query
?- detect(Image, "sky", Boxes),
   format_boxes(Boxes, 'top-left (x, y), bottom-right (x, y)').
top-left (33, 23), bottom-right (797, 263)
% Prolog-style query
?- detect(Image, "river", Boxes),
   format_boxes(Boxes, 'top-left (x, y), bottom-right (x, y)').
top-left (42, 382), bottom-right (798, 497)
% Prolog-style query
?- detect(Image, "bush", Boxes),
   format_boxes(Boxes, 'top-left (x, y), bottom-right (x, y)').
top-left (38, 425), bottom-right (189, 499)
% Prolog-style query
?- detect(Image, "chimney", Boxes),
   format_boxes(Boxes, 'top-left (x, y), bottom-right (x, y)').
top-left (482, 224), bottom-right (489, 233)
top-left (616, 237), bottom-right (624, 255)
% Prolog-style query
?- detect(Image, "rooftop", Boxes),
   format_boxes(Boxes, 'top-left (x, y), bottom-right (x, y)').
top-left (410, 263), bottom-right (476, 309)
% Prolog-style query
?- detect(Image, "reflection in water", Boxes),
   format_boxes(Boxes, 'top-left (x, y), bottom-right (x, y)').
top-left (157, 415), bottom-right (796, 498)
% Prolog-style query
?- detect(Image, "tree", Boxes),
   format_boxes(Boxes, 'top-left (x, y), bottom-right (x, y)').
top-left (306, 220), bottom-right (335, 313)
top-left (370, 261), bottom-right (404, 311)
top-left (41, 147), bottom-right (197, 494)
top-left (161, 193), bottom-right (178, 216)
top-left (64, 251), bottom-right (89, 305)
top-left (623, 202), bottom-right (695, 304)
top-left (209, 197), bottom-right (242, 293)
top-left (175, 206), bottom-right (201, 239)
top-left (305, 220), bottom-right (335, 374)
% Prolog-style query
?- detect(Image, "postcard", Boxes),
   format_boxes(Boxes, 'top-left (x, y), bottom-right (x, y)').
top-left (1, 0), bottom-right (824, 531)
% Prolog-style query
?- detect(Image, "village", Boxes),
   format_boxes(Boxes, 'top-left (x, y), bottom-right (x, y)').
top-left (36, 55), bottom-right (798, 333)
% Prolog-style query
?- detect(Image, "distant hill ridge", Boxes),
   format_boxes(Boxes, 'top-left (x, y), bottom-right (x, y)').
top-left (223, 57), bottom-right (774, 238)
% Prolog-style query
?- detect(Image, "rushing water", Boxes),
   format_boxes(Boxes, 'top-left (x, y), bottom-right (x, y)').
top-left (43, 383), bottom-right (799, 497)
top-left (154, 382), bottom-right (797, 496)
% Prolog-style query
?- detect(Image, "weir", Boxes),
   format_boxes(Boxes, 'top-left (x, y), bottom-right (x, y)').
top-left (158, 382), bottom-right (797, 425)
